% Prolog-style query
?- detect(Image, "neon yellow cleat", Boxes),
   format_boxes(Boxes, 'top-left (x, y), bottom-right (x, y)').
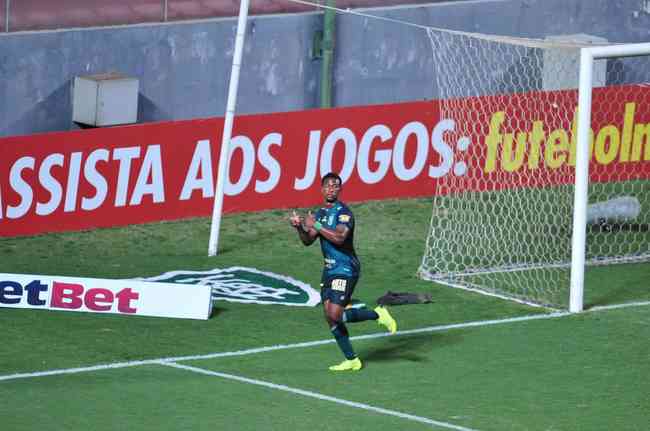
top-left (329, 358), bottom-right (362, 371)
top-left (374, 306), bottom-right (397, 334)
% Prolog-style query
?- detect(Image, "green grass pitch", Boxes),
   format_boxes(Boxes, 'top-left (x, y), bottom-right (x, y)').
top-left (1, 198), bottom-right (649, 430)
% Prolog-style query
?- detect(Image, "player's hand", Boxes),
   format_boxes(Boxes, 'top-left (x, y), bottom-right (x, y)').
top-left (304, 211), bottom-right (316, 229)
top-left (289, 210), bottom-right (302, 228)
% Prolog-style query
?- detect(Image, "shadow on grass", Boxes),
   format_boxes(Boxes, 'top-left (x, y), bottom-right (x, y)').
top-left (584, 262), bottom-right (650, 309)
top-left (361, 332), bottom-right (462, 363)
top-left (586, 289), bottom-right (649, 309)
top-left (209, 306), bottom-right (228, 319)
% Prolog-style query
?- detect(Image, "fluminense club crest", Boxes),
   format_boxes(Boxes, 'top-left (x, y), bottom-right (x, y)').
top-left (137, 267), bottom-right (320, 307)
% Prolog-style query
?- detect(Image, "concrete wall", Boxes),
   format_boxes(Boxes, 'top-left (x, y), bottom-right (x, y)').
top-left (1, 0), bottom-right (650, 137)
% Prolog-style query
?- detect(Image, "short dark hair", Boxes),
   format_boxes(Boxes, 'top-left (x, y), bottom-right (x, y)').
top-left (321, 172), bottom-right (342, 186)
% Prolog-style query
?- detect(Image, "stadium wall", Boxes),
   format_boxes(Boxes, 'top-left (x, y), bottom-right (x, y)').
top-left (1, 85), bottom-right (649, 237)
top-left (1, 0), bottom-right (650, 138)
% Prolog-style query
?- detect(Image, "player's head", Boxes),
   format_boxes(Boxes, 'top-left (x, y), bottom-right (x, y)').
top-left (321, 172), bottom-right (342, 203)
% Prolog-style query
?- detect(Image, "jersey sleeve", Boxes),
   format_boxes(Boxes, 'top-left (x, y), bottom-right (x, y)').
top-left (336, 206), bottom-right (354, 229)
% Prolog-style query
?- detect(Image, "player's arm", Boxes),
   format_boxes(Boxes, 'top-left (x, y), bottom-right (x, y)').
top-left (304, 211), bottom-right (351, 246)
top-left (296, 223), bottom-right (319, 246)
top-left (315, 223), bottom-right (350, 246)
top-left (289, 211), bottom-right (318, 246)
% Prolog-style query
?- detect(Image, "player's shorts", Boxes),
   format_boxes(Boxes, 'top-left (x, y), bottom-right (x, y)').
top-left (320, 275), bottom-right (358, 307)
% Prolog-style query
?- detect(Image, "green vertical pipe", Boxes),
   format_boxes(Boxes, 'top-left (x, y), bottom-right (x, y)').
top-left (6, 0), bottom-right (10, 32)
top-left (320, 0), bottom-right (336, 108)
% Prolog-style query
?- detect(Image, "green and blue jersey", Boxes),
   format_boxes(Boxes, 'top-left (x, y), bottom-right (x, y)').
top-left (315, 201), bottom-right (360, 279)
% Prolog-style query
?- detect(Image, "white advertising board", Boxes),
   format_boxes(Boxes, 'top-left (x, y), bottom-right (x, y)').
top-left (0, 273), bottom-right (213, 320)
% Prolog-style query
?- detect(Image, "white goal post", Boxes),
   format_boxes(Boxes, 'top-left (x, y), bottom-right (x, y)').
top-left (571, 42), bottom-right (650, 312)
top-left (419, 28), bottom-right (650, 311)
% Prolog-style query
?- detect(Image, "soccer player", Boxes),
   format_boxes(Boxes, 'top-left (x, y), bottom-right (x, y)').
top-left (289, 172), bottom-right (397, 372)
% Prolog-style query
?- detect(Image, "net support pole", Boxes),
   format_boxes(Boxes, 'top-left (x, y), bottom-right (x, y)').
top-left (569, 42), bottom-right (650, 312)
top-left (208, 0), bottom-right (250, 256)
top-left (569, 48), bottom-right (593, 313)
top-left (320, 0), bottom-right (336, 108)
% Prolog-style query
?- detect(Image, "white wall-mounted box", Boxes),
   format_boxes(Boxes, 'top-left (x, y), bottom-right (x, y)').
top-left (72, 73), bottom-right (139, 127)
top-left (542, 34), bottom-right (608, 91)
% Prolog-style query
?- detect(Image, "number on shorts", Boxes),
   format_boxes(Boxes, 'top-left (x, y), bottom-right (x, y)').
top-left (331, 279), bottom-right (347, 292)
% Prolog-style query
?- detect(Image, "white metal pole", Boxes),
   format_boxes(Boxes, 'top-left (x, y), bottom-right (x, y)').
top-left (568, 42), bottom-right (650, 312)
top-left (208, 0), bottom-right (250, 256)
top-left (569, 48), bottom-right (593, 313)
top-left (588, 42), bottom-right (650, 59)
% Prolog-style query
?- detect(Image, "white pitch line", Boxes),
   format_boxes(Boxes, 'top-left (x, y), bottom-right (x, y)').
top-left (162, 361), bottom-right (480, 431)
top-left (589, 300), bottom-right (650, 312)
top-left (0, 359), bottom-right (165, 381)
top-left (1, 300), bottom-right (648, 383)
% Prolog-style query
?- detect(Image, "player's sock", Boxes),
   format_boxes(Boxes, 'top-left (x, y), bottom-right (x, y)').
top-left (343, 307), bottom-right (379, 323)
top-left (330, 323), bottom-right (356, 360)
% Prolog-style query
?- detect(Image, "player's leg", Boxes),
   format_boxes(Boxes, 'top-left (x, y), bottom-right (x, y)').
top-left (339, 277), bottom-right (397, 334)
top-left (340, 276), bottom-right (380, 323)
top-left (322, 278), bottom-right (362, 371)
top-left (343, 306), bottom-right (379, 323)
top-left (326, 301), bottom-right (362, 371)
top-left (344, 304), bottom-right (396, 334)
top-left (325, 298), bottom-right (356, 362)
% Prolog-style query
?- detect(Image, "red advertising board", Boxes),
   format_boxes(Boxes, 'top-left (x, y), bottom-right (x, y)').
top-left (1, 85), bottom-right (649, 237)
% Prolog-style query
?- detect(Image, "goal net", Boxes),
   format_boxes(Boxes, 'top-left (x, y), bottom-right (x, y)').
top-left (418, 28), bottom-right (650, 309)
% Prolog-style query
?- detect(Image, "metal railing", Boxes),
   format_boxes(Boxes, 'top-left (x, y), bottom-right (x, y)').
top-left (1, 0), bottom-right (443, 33)
top-left (4, 0), bottom-right (170, 33)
